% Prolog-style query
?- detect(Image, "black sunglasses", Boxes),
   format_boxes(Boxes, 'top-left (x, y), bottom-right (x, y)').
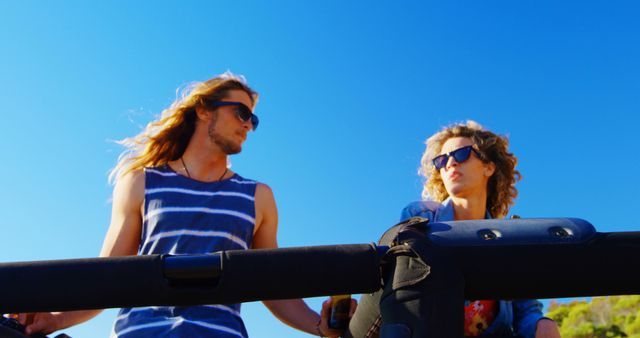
top-left (432, 145), bottom-right (480, 170)
top-left (209, 101), bottom-right (259, 131)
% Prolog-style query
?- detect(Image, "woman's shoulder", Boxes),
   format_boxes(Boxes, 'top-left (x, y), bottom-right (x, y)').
top-left (400, 200), bottom-right (441, 221)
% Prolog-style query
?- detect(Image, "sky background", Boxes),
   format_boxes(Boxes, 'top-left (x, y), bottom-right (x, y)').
top-left (1, 1), bottom-right (639, 337)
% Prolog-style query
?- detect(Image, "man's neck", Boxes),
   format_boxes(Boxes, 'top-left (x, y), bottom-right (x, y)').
top-left (450, 193), bottom-right (488, 220)
top-left (181, 146), bottom-right (228, 181)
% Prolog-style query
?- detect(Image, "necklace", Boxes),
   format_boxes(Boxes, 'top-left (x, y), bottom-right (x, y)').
top-left (180, 157), bottom-right (228, 181)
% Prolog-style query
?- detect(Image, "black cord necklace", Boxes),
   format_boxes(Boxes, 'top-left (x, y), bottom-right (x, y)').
top-left (180, 157), bottom-right (228, 181)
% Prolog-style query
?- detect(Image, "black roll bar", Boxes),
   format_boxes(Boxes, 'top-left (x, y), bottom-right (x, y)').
top-left (0, 218), bottom-right (639, 337)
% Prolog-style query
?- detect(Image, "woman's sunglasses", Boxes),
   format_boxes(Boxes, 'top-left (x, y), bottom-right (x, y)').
top-left (210, 101), bottom-right (260, 131)
top-left (432, 145), bottom-right (480, 170)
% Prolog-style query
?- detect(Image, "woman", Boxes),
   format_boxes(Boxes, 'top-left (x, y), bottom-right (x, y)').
top-left (346, 121), bottom-right (560, 338)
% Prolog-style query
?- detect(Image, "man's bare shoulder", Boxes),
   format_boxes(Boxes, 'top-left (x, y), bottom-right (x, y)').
top-left (255, 182), bottom-right (274, 197)
top-left (254, 182), bottom-right (277, 216)
top-left (113, 169), bottom-right (145, 203)
top-left (252, 182), bottom-right (278, 247)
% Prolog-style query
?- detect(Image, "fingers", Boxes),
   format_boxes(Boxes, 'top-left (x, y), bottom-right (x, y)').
top-left (25, 319), bottom-right (48, 335)
top-left (17, 313), bottom-right (34, 326)
top-left (24, 313), bottom-right (55, 335)
top-left (349, 298), bottom-right (358, 317)
top-left (321, 298), bottom-right (332, 319)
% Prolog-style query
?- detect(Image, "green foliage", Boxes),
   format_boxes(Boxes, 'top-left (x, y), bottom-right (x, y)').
top-left (547, 296), bottom-right (640, 337)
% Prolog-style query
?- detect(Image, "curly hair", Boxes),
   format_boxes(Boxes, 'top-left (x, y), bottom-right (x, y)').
top-left (109, 72), bottom-right (257, 184)
top-left (418, 121), bottom-right (521, 219)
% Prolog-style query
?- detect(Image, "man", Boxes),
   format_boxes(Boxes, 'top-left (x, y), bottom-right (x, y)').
top-left (19, 72), bottom-right (340, 337)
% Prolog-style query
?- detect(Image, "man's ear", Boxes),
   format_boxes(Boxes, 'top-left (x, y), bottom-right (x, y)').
top-left (195, 105), bottom-right (211, 122)
top-left (484, 162), bottom-right (496, 177)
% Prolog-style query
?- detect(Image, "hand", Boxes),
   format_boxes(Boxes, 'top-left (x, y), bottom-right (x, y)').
top-left (535, 318), bottom-right (561, 338)
top-left (318, 297), bottom-right (358, 337)
top-left (16, 312), bottom-right (63, 335)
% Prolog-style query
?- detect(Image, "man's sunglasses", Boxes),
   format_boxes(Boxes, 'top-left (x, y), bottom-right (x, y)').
top-left (209, 101), bottom-right (259, 131)
top-left (432, 145), bottom-right (480, 170)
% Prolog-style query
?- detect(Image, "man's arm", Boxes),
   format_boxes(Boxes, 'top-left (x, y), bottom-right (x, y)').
top-left (253, 183), bottom-right (344, 337)
top-left (19, 170), bottom-right (145, 335)
top-left (99, 170), bottom-right (145, 257)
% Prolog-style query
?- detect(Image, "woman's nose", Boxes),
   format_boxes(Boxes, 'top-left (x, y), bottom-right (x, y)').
top-left (445, 156), bottom-right (459, 169)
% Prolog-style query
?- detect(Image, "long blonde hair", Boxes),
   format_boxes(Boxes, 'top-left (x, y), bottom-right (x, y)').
top-left (419, 121), bottom-right (521, 218)
top-left (109, 72), bottom-right (257, 184)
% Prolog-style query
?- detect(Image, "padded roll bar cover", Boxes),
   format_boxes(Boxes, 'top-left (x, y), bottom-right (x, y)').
top-left (384, 217), bottom-right (640, 299)
top-left (427, 218), bottom-right (596, 246)
top-left (170, 243), bottom-right (382, 304)
top-left (457, 231), bottom-right (640, 299)
top-left (0, 255), bottom-right (168, 313)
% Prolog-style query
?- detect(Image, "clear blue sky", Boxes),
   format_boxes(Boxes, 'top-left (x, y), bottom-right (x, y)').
top-left (1, 1), bottom-right (639, 337)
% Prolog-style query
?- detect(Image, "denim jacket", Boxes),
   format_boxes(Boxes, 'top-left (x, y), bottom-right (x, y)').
top-left (400, 199), bottom-right (545, 338)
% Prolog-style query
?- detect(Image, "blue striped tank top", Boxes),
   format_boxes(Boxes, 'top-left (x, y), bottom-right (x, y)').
top-left (111, 165), bottom-right (257, 338)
